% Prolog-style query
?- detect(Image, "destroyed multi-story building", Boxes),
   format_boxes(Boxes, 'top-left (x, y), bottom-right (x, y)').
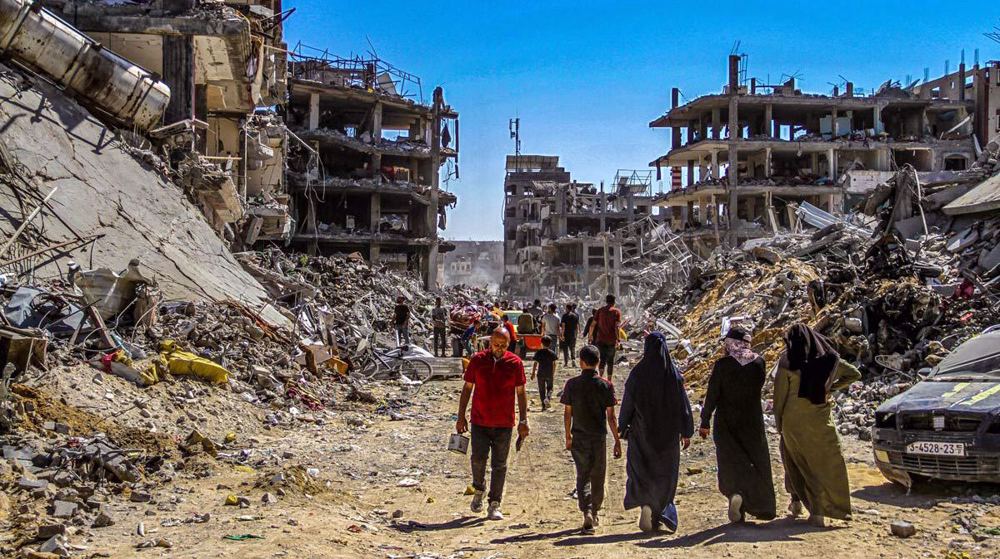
top-left (280, 48), bottom-right (459, 288)
top-left (38, 0), bottom-right (290, 237)
top-left (649, 54), bottom-right (996, 256)
top-left (501, 155), bottom-right (662, 298)
top-left (441, 241), bottom-right (504, 289)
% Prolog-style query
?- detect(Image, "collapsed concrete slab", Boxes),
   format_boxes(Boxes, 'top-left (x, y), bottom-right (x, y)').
top-left (0, 66), bottom-right (285, 325)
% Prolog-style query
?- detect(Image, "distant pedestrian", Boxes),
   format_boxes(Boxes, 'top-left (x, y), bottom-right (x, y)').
top-left (583, 308), bottom-right (597, 342)
top-left (592, 295), bottom-right (622, 380)
top-left (773, 324), bottom-right (860, 527)
top-left (456, 328), bottom-right (530, 521)
top-left (561, 345), bottom-right (622, 533)
top-left (699, 328), bottom-right (776, 523)
top-left (461, 319), bottom-right (479, 356)
top-left (393, 296), bottom-right (411, 347)
top-left (560, 304), bottom-right (580, 367)
top-left (527, 299), bottom-right (543, 321)
top-left (502, 314), bottom-right (518, 346)
top-left (530, 336), bottom-right (559, 410)
top-left (517, 310), bottom-right (536, 335)
top-left (432, 297), bottom-right (449, 357)
top-left (516, 309), bottom-right (536, 358)
top-left (540, 303), bottom-right (560, 340)
top-left (618, 333), bottom-right (693, 533)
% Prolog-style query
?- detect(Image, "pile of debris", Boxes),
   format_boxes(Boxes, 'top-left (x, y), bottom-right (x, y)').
top-left (642, 172), bottom-right (1000, 434)
top-left (236, 248), bottom-right (487, 348)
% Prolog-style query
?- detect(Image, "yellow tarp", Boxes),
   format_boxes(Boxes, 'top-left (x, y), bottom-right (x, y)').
top-left (155, 340), bottom-right (230, 384)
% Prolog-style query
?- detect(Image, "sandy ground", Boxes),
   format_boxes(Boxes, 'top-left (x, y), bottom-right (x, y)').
top-left (10, 358), bottom-right (1000, 559)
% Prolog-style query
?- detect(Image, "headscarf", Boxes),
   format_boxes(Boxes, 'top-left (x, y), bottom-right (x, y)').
top-left (723, 327), bottom-right (758, 366)
top-left (624, 332), bottom-right (688, 450)
top-left (783, 323), bottom-right (840, 405)
top-left (638, 332), bottom-right (674, 375)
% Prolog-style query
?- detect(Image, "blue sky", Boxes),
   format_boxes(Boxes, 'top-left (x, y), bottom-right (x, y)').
top-left (284, 0), bottom-right (1000, 240)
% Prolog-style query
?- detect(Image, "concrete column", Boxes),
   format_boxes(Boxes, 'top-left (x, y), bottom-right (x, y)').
top-left (728, 146), bottom-right (739, 187)
top-left (831, 108), bottom-right (839, 138)
top-left (162, 35), bottom-right (195, 124)
top-left (711, 150), bottom-right (720, 179)
top-left (686, 160), bottom-right (695, 187)
top-left (959, 62), bottom-right (967, 101)
top-left (712, 108), bottom-right (721, 139)
top-left (728, 189), bottom-right (738, 230)
top-left (421, 86), bottom-right (444, 290)
top-left (671, 88), bottom-right (683, 148)
top-left (308, 92), bottom-right (320, 131)
top-left (370, 192), bottom-right (381, 233)
top-left (728, 97), bottom-right (739, 140)
top-left (811, 152), bottom-right (819, 173)
top-left (827, 148), bottom-right (837, 181)
top-left (764, 103), bottom-right (773, 138)
top-left (765, 147), bottom-right (772, 178)
top-left (371, 154), bottom-right (382, 182)
top-left (873, 103), bottom-right (884, 135)
top-left (369, 242), bottom-right (380, 263)
top-left (372, 101), bottom-right (383, 140)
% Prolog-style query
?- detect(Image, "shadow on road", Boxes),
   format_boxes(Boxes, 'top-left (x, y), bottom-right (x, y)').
top-left (391, 516), bottom-right (487, 533)
top-left (852, 479), bottom-right (1000, 511)
top-left (491, 527), bottom-right (581, 544)
top-left (553, 530), bottom-right (662, 546)
top-left (636, 517), bottom-right (842, 548)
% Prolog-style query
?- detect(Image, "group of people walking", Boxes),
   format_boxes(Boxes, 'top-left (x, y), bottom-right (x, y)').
top-left (455, 313), bottom-right (860, 534)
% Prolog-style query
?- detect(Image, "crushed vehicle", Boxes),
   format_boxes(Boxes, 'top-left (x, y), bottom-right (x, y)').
top-left (872, 329), bottom-right (1000, 486)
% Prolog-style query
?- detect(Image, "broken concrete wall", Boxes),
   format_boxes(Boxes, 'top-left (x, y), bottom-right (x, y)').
top-left (0, 67), bottom-right (282, 323)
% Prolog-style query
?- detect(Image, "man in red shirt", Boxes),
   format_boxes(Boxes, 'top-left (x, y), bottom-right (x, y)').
top-left (456, 328), bottom-right (529, 521)
top-left (591, 294), bottom-right (622, 380)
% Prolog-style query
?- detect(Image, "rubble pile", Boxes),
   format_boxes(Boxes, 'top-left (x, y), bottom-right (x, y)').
top-left (236, 249), bottom-right (488, 347)
top-left (643, 173), bottom-right (1000, 436)
top-left (0, 427), bottom-right (164, 556)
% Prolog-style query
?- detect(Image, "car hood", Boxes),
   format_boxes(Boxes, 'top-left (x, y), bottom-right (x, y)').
top-left (877, 381), bottom-right (1000, 414)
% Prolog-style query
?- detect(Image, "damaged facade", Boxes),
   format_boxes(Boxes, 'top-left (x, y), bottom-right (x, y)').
top-left (38, 0), bottom-right (290, 236)
top-left (650, 54), bottom-right (991, 256)
top-left (501, 156), bottom-right (663, 298)
top-left (281, 48), bottom-right (459, 288)
top-left (23, 1), bottom-right (457, 289)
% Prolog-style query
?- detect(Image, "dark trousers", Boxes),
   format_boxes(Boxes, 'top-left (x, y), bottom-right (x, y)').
top-left (395, 325), bottom-right (410, 346)
top-left (471, 424), bottom-right (513, 503)
top-left (537, 373), bottom-right (554, 404)
top-left (433, 327), bottom-right (447, 356)
top-left (596, 343), bottom-right (616, 378)
top-left (561, 336), bottom-right (577, 365)
top-left (571, 435), bottom-right (607, 513)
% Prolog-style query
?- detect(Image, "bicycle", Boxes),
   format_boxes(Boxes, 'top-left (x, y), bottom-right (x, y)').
top-left (352, 333), bottom-right (433, 389)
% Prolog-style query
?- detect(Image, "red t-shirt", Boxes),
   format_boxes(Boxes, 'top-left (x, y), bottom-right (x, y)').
top-left (594, 305), bottom-right (622, 345)
top-left (464, 350), bottom-right (526, 428)
top-left (503, 320), bottom-right (518, 343)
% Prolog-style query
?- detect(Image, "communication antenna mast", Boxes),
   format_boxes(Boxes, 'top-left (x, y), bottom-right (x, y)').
top-left (509, 118), bottom-right (521, 170)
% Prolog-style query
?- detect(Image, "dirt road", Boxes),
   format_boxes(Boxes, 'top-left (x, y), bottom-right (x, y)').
top-left (15, 359), bottom-right (999, 558)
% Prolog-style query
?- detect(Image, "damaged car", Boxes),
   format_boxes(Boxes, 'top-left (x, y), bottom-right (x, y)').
top-left (872, 329), bottom-right (1000, 486)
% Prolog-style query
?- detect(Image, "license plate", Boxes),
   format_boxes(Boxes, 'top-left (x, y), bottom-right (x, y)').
top-left (906, 441), bottom-right (965, 457)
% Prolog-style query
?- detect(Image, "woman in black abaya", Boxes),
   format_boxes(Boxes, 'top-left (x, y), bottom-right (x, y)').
top-left (699, 327), bottom-right (776, 523)
top-left (618, 332), bottom-right (694, 533)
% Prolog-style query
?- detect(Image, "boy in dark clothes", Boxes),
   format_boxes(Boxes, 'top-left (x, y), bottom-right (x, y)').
top-left (561, 345), bottom-right (622, 533)
top-left (530, 336), bottom-right (559, 411)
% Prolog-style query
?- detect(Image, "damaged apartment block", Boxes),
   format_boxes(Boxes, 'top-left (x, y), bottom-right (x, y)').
top-left (38, 0), bottom-right (290, 238)
top-left (283, 47), bottom-right (458, 288)
top-left (650, 53), bottom-right (991, 256)
top-left (502, 156), bottom-right (663, 298)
